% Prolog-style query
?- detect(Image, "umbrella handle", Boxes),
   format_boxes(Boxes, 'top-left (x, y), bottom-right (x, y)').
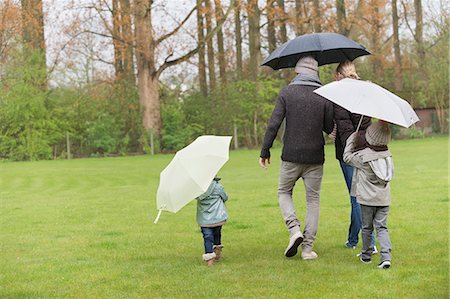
top-left (355, 115), bottom-right (364, 132)
top-left (154, 209), bottom-right (163, 224)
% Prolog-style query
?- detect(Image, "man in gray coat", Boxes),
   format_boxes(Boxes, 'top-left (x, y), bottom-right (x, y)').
top-left (259, 56), bottom-right (334, 260)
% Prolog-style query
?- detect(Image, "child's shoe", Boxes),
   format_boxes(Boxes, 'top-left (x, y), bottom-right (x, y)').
top-left (359, 257), bottom-right (372, 264)
top-left (377, 260), bottom-right (391, 269)
top-left (202, 252), bottom-right (216, 267)
top-left (213, 245), bottom-right (223, 261)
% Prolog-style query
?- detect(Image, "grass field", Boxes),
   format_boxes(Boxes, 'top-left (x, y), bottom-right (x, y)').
top-left (1, 136), bottom-right (448, 298)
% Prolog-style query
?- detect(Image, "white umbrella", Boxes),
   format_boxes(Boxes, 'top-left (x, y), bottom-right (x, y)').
top-left (154, 135), bottom-right (232, 223)
top-left (314, 78), bottom-right (419, 128)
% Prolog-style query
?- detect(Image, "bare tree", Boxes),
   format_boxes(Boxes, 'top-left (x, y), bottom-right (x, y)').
top-left (197, 0), bottom-right (207, 96)
top-left (214, 0), bottom-right (227, 85)
top-left (205, 0), bottom-right (216, 90)
top-left (112, 0), bottom-right (135, 85)
top-left (312, 0), bottom-right (322, 32)
top-left (21, 0), bottom-right (47, 89)
top-left (267, 0), bottom-right (277, 52)
top-left (235, 0), bottom-right (243, 78)
top-left (276, 0), bottom-right (287, 42)
top-left (392, 0), bottom-right (403, 90)
top-left (414, 0), bottom-right (425, 69)
top-left (247, 0), bottom-right (261, 81)
top-left (134, 0), bottom-right (235, 140)
top-left (336, 0), bottom-right (347, 35)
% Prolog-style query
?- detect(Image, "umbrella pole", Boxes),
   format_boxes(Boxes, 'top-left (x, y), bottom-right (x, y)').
top-left (154, 209), bottom-right (163, 224)
top-left (355, 115), bottom-right (364, 132)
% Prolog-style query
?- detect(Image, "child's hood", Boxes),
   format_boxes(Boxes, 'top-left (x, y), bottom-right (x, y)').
top-left (197, 178), bottom-right (220, 200)
top-left (368, 155), bottom-right (394, 183)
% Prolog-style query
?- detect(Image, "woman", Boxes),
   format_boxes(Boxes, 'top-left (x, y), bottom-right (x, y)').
top-left (331, 60), bottom-right (377, 252)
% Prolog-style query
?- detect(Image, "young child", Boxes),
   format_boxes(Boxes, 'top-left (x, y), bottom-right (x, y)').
top-left (343, 121), bottom-right (393, 269)
top-left (196, 177), bottom-right (228, 266)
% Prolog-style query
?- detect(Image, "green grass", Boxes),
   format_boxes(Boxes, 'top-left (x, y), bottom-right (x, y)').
top-left (1, 137), bottom-right (448, 298)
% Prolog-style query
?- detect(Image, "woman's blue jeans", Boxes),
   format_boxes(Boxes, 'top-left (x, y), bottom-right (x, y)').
top-left (201, 226), bottom-right (222, 254)
top-left (339, 160), bottom-right (375, 247)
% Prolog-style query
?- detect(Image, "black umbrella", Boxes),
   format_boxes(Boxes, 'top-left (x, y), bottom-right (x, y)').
top-left (261, 32), bottom-right (370, 70)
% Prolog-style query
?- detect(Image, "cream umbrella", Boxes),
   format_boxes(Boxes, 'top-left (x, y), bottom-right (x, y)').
top-left (314, 78), bottom-right (419, 129)
top-left (154, 135), bottom-right (232, 223)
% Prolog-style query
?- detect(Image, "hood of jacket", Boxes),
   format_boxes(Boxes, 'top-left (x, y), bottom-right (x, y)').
top-left (197, 178), bottom-right (220, 200)
top-left (364, 151), bottom-right (394, 183)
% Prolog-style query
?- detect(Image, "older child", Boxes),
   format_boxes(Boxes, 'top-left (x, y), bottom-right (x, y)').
top-left (196, 177), bottom-right (228, 266)
top-left (343, 121), bottom-right (393, 269)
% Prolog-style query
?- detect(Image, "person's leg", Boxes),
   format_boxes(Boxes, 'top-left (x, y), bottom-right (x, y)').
top-left (212, 226), bottom-right (223, 260)
top-left (201, 227), bottom-right (214, 254)
top-left (212, 226), bottom-right (222, 246)
top-left (300, 164), bottom-right (323, 254)
top-left (360, 205), bottom-right (375, 261)
top-left (278, 161), bottom-right (302, 236)
top-left (339, 160), bottom-right (362, 247)
top-left (374, 206), bottom-right (392, 263)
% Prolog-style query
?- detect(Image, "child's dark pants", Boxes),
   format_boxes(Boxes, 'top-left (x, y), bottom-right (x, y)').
top-left (201, 226), bottom-right (222, 253)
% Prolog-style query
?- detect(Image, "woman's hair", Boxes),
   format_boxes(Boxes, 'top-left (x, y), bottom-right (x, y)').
top-left (335, 60), bottom-right (360, 80)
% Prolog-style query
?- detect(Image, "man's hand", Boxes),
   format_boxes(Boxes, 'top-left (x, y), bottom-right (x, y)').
top-left (259, 157), bottom-right (270, 170)
top-left (328, 125), bottom-right (337, 143)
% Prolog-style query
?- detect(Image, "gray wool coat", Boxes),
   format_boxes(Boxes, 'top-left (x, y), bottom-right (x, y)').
top-left (343, 133), bottom-right (394, 207)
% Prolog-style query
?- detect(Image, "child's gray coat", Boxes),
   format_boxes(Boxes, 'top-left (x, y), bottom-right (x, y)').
top-left (343, 133), bottom-right (394, 207)
top-left (196, 178), bottom-right (228, 227)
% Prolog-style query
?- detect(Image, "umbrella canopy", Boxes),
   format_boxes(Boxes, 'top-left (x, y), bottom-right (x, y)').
top-left (156, 135), bottom-right (232, 216)
top-left (261, 32), bottom-right (370, 70)
top-left (313, 78), bottom-right (420, 128)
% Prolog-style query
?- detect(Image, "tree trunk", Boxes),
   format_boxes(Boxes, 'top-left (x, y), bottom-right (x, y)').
top-left (235, 0), bottom-right (243, 78)
top-left (204, 0), bottom-right (216, 90)
top-left (113, 0), bottom-right (135, 85)
top-left (21, 0), bottom-right (47, 89)
top-left (414, 0), bottom-right (425, 70)
top-left (120, 0), bottom-right (135, 85)
top-left (134, 0), bottom-right (161, 135)
top-left (276, 0), bottom-right (287, 42)
top-left (295, 0), bottom-right (304, 36)
top-left (267, 0), bottom-right (276, 52)
top-left (247, 0), bottom-right (261, 81)
top-left (197, 0), bottom-right (208, 96)
top-left (214, 0), bottom-right (227, 85)
top-left (312, 0), bottom-right (322, 32)
top-left (392, 0), bottom-right (403, 91)
top-left (336, 0), bottom-right (347, 35)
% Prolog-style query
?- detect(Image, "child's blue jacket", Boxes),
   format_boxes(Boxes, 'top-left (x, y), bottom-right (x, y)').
top-left (196, 178), bottom-right (228, 226)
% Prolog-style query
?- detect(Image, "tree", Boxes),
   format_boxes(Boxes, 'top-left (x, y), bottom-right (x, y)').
top-left (336, 0), bottom-right (347, 35)
top-left (214, 0), bottom-right (227, 85)
top-left (204, 0), bottom-right (216, 91)
top-left (196, 0), bottom-right (208, 96)
top-left (392, 0), bottom-right (403, 90)
top-left (267, 0), bottom-right (277, 53)
top-left (247, 0), bottom-right (261, 81)
top-left (134, 0), bottom-right (235, 142)
top-left (20, 0), bottom-right (47, 89)
top-left (234, 0), bottom-right (243, 78)
top-left (413, 0), bottom-right (425, 70)
top-left (112, 0), bottom-right (135, 86)
top-left (276, 0), bottom-right (287, 42)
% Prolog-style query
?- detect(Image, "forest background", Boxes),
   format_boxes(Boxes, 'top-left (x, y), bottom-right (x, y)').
top-left (0, 0), bottom-right (448, 161)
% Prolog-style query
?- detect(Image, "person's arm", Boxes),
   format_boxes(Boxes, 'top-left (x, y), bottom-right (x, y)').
top-left (323, 100), bottom-right (335, 135)
top-left (259, 92), bottom-right (286, 168)
top-left (216, 183), bottom-right (228, 202)
top-left (334, 104), bottom-right (355, 148)
top-left (343, 132), bottom-right (364, 169)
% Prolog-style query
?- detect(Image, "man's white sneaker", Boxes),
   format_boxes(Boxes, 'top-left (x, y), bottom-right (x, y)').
top-left (284, 231), bottom-right (303, 257)
top-left (378, 260), bottom-right (391, 269)
top-left (301, 251), bottom-right (318, 260)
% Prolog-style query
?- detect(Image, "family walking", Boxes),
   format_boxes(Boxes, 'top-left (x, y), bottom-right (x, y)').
top-left (157, 33), bottom-right (418, 270)
top-left (259, 56), bottom-right (394, 269)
